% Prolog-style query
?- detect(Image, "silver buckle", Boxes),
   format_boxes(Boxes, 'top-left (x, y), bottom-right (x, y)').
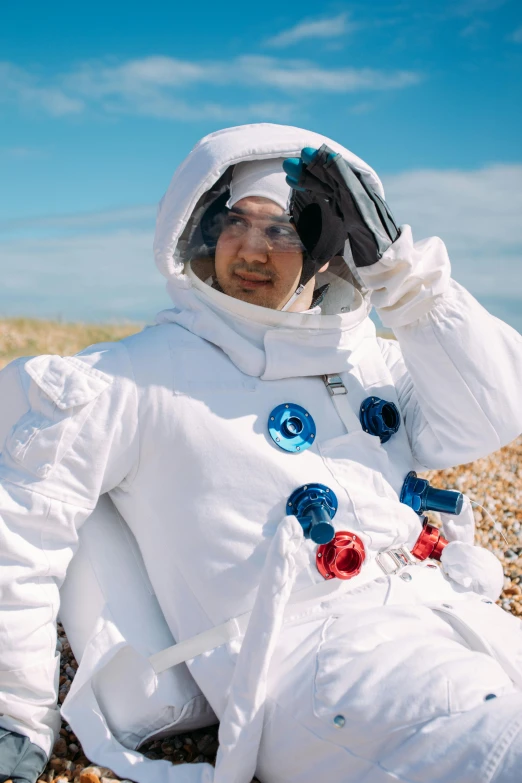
top-left (323, 374), bottom-right (347, 396)
top-left (376, 546), bottom-right (416, 576)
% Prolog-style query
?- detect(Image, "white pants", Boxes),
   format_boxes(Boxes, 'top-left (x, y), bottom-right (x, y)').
top-left (257, 608), bottom-right (522, 783)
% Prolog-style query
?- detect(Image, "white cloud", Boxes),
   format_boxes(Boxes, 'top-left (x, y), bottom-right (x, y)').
top-left (0, 229), bottom-right (167, 322)
top-left (0, 205), bottom-right (162, 320)
top-left (1, 55), bottom-right (422, 122)
top-left (264, 13), bottom-right (356, 48)
top-left (508, 25), bottom-right (522, 43)
top-left (0, 146), bottom-right (46, 159)
top-left (381, 164), bottom-right (522, 317)
top-left (0, 62), bottom-right (84, 116)
top-left (452, 0), bottom-right (507, 15)
top-left (66, 55), bottom-right (421, 98)
top-left (236, 57), bottom-right (421, 92)
top-left (382, 164), bottom-right (522, 250)
top-left (460, 19), bottom-right (488, 36)
top-left (349, 101), bottom-right (374, 115)
top-left (0, 205), bottom-right (156, 238)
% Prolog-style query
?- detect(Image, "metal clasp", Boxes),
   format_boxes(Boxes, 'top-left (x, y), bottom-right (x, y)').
top-left (376, 546), bottom-right (417, 576)
top-left (323, 374), bottom-right (347, 396)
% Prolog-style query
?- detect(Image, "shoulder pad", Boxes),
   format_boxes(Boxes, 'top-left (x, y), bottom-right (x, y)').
top-left (25, 355), bottom-right (112, 410)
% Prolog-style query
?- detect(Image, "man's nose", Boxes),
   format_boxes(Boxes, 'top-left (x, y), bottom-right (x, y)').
top-left (238, 228), bottom-right (272, 262)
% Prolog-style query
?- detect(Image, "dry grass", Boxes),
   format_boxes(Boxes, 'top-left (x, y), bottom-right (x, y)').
top-left (0, 318), bottom-right (142, 370)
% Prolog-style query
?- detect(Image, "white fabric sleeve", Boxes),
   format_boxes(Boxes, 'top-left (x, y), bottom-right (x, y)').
top-left (359, 226), bottom-right (522, 469)
top-left (0, 343), bottom-right (139, 757)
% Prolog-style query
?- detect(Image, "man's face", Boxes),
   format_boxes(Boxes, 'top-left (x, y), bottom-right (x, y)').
top-left (214, 196), bottom-right (305, 310)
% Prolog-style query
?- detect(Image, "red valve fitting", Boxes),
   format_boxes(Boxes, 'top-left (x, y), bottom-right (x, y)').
top-left (411, 521), bottom-right (449, 562)
top-left (316, 531), bottom-right (366, 580)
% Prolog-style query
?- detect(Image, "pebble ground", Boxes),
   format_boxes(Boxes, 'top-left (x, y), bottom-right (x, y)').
top-left (24, 436), bottom-right (522, 783)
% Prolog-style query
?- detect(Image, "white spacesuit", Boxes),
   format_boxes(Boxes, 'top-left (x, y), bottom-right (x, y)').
top-left (1, 123), bottom-right (522, 783)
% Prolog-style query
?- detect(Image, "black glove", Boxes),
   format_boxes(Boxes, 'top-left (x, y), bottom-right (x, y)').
top-left (283, 145), bottom-right (400, 267)
top-left (0, 729), bottom-right (47, 783)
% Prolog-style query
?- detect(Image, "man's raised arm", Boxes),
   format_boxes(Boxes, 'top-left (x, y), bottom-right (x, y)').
top-left (364, 229), bottom-right (522, 469)
top-left (284, 146), bottom-right (522, 468)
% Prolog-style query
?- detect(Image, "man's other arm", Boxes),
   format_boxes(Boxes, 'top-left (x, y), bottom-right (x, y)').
top-left (0, 343), bottom-right (139, 762)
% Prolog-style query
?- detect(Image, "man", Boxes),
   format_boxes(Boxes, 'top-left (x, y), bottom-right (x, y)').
top-left (1, 123), bottom-right (522, 783)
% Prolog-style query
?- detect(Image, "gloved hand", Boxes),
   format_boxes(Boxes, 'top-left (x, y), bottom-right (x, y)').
top-left (440, 494), bottom-right (475, 546)
top-left (0, 729), bottom-right (47, 783)
top-left (440, 541), bottom-right (504, 602)
top-left (283, 145), bottom-right (400, 267)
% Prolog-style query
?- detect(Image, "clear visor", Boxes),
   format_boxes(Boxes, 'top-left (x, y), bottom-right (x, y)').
top-left (202, 205), bottom-right (305, 256)
top-left (183, 186), bottom-right (365, 316)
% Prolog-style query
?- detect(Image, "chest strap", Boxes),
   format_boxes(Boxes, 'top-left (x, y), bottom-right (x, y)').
top-left (149, 548), bottom-right (417, 674)
top-left (323, 373), bottom-right (362, 433)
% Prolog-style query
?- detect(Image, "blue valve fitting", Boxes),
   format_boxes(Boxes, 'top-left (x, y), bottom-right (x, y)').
top-left (359, 396), bottom-right (401, 443)
top-left (287, 484), bottom-right (338, 544)
top-left (268, 403), bottom-right (316, 453)
top-left (400, 471), bottom-right (464, 516)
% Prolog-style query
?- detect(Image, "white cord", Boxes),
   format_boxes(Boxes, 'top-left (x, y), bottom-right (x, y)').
top-left (469, 500), bottom-right (509, 546)
top-left (281, 285), bottom-right (304, 312)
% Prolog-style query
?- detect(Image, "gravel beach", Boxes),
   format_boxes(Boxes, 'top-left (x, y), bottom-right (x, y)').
top-left (23, 435), bottom-right (520, 783)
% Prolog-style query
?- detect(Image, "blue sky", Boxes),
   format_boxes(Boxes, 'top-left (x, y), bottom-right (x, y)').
top-left (1, 0), bottom-right (521, 327)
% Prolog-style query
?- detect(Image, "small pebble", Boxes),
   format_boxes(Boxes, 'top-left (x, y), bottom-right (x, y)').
top-left (79, 771), bottom-right (101, 783)
top-left (53, 739), bottom-right (67, 757)
top-left (196, 735), bottom-right (214, 753)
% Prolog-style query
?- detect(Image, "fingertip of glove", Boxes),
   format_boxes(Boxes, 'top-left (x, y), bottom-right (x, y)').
top-left (283, 158), bottom-right (302, 176)
top-left (301, 147), bottom-right (317, 164)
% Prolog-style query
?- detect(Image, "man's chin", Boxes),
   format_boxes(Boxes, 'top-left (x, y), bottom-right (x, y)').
top-left (220, 282), bottom-right (281, 310)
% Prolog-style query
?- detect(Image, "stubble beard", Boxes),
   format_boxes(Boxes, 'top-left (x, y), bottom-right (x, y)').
top-left (217, 263), bottom-right (285, 310)
top-left (219, 279), bottom-right (283, 310)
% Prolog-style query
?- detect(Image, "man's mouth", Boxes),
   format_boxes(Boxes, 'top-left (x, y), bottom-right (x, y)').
top-left (234, 271), bottom-right (272, 289)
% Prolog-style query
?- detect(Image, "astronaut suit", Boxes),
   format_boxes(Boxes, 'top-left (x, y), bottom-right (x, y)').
top-left (1, 124), bottom-right (522, 783)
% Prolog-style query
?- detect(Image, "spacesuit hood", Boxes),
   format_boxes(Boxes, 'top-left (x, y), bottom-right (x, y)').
top-left (153, 124), bottom-right (382, 378)
top-left (154, 123), bottom-right (383, 285)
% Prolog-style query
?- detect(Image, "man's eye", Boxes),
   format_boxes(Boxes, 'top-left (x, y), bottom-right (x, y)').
top-left (267, 225), bottom-right (302, 248)
top-left (267, 225), bottom-right (293, 239)
top-left (224, 215), bottom-right (247, 228)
